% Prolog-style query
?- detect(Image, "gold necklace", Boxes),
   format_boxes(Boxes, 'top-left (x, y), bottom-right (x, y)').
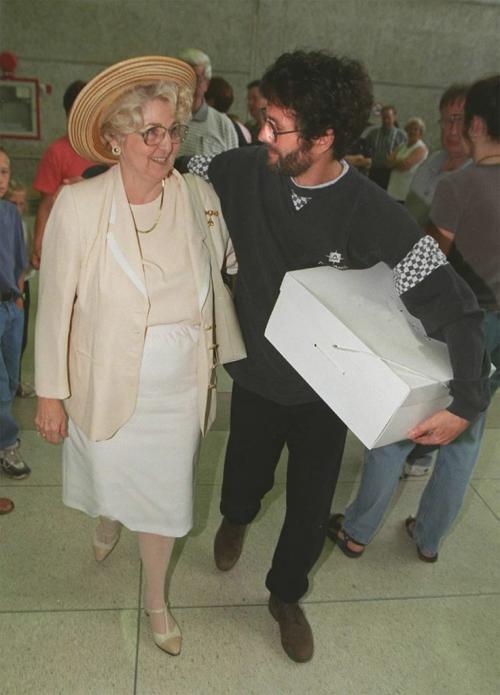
top-left (129, 179), bottom-right (165, 234)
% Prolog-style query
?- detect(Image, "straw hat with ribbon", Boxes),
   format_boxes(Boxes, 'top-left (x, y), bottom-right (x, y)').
top-left (68, 55), bottom-right (196, 165)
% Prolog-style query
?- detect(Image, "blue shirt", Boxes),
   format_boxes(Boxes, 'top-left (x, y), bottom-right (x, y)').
top-left (0, 200), bottom-right (27, 296)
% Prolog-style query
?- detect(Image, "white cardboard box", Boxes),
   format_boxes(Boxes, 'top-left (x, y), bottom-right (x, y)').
top-left (265, 264), bottom-right (453, 449)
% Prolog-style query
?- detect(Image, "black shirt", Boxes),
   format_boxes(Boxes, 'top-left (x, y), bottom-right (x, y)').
top-left (186, 146), bottom-right (490, 420)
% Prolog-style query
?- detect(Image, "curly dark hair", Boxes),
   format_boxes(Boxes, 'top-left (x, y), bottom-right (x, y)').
top-left (260, 50), bottom-right (373, 159)
top-left (464, 75), bottom-right (500, 142)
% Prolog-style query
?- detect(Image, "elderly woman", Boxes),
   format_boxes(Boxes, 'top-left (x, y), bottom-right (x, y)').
top-left (387, 117), bottom-right (428, 202)
top-left (34, 56), bottom-right (238, 655)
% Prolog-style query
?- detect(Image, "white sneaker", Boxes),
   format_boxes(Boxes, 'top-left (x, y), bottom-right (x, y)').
top-left (0, 441), bottom-right (31, 479)
top-left (402, 461), bottom-right (431, 479)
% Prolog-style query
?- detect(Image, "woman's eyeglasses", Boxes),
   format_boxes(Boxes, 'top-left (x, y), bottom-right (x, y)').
top-left (138, 123), bottom-right (189, 145)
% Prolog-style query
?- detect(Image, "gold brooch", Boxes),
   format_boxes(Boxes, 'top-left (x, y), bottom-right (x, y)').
top-left (205, 209), bottom-right (219, 227)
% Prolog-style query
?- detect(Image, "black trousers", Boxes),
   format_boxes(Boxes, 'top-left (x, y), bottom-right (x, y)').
top-left (221, 382), bottom-right (347, 603)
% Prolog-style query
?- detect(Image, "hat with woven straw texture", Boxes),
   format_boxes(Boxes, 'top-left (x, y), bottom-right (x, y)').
top-left (68, 55), bottom-right (196, 164)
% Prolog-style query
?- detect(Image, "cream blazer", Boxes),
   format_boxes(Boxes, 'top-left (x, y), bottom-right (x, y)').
top-left (35, 165), bottom-right (236, 441)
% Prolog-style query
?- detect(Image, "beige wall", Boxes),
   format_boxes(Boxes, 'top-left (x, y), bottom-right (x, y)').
top-left (1, 0), bottom-right (499, 188)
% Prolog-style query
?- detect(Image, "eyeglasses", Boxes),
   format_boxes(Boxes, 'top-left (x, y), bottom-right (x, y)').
top-left (138, 123), bottom-right (189, 145)
top-left (438, 114), bottom-right (464, 128)
top-left (260, 108), bottom-right (300, 142)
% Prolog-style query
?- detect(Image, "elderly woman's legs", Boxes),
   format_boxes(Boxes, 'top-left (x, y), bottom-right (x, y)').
top-left (138, 532), bottom-right (181, 654)
top-left (93, 516), bottom-right (122, 561)
top-left (138, 532), bottom-right (174, 611)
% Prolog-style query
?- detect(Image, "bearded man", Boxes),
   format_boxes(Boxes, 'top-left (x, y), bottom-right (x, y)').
top-left (177, 51), bottom-right (489, 663)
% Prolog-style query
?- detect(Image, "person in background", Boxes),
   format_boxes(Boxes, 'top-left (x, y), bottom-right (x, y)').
top-left (344, 134), bottom-right (372, 175)
top-left (386, 117), bottom-right (428, 202)
top-left (0, 146), bottom-right (31, 481)
top-left (365, 104), bottom-right (407, 189)
top-left (329, 75), bottom-right (499, 566)
top-left (0, 146), bottom-right (10, 198)
top-left (206, 76), bottom-right (252, 146)
top-left (177, 48), bottom-right (239, 156)
top-left (245, 79), bottom-right (267, 143)
top-left (403, 84), bottom-right (471, 478)
top-left (31, 80), bottom-right (95, 269)
top-left (6, 179), bottom-right (36, 398)
top-left (406, 84), bottom-right (471, 227)
top-left (431, 74), bottom-right (500, 395)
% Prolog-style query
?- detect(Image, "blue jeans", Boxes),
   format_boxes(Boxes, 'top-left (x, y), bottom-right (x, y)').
top-left (0, 301), bottom-right (24, 449)
top-left (344, 414), bottom-right (487, 556)
top-left (343, 310), bottom-right (500, 556)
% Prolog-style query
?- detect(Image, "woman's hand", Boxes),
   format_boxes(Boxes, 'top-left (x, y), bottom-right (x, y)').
top-left (35, 397), bottom-right (68, 445)
top-left (386, 150), bottom-right (399, 168)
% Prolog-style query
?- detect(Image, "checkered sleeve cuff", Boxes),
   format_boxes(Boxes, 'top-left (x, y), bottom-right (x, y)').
top-left (393, 235), bottom-right (448, 295)
top-left (186, 155), bottom-right (213, 182)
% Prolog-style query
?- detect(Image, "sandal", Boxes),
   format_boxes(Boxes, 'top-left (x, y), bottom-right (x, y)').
top-left (0, 497), bottom-right (15, 515)
top-left (404, 517), bottom-right (438, 563)
top-left (327, 513), bottom-right (365, 558)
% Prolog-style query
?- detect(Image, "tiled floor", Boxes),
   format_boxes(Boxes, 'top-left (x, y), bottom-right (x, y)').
top-left (1, 283), bottom-right (499, 694)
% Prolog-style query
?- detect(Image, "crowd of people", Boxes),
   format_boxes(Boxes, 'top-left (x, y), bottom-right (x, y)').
top-left (0, 47), bottom-right (499, 666)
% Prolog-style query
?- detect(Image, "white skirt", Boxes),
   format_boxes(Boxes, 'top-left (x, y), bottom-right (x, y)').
top-left (62, 323), bottom-right (201, 537)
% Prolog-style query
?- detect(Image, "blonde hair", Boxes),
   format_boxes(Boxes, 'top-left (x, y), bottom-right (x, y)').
top-left (405, 117), bottom-right (426, 134)
top-left (100, 81), bottom-right (193, 145)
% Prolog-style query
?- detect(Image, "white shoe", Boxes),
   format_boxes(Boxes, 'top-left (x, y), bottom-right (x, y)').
top-left (402, 461), bottom-right (431, 479)
top-left (145, 606), bottom-right (182, 656)
top-left (0, 440), bottom-right (31, 480)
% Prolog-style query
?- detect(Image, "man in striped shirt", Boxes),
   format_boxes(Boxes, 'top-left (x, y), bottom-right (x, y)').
top-left (177, 48), bottom-right (239, 157)
top-left (365, 105), bottom-right (407, 190)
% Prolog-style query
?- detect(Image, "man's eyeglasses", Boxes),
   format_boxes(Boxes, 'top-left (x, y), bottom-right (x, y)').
top-left (438, 114), bottom-right (464, 128)
top-left (260, 108), bottom-right (300, 142)
top-left (138, 123), bottom-right (189, 145)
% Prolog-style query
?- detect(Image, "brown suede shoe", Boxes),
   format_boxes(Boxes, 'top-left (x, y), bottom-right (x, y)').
top-left (268, 594), bottom-right (314, 662)
top-left (214, 518), bottom-right (247, 571)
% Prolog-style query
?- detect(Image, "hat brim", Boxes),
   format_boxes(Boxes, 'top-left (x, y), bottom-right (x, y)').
top-left (68, 56), bottom-right (196, 165)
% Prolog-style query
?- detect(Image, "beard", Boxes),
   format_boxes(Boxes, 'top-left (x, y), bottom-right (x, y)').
top-left (266, 140), bottom-right (314, 177)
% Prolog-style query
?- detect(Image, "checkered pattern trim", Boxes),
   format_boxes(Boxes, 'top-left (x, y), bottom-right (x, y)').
top-left (290, 189), bottom-right (312, 211)
top-left (187, 155), bottom-right (213, 181)
top-left (393, 235), bottom-right (448, 295)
